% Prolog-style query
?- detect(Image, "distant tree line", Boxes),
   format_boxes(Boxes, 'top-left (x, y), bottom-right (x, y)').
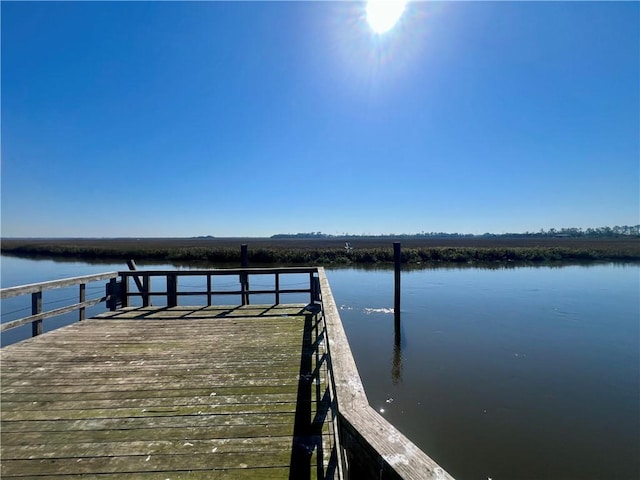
top-left (492, 225), bottom-right (640, 238)
top-left (271, 232), bottom-right (332, 239)
top-left (271, 225), bottom-right (640, 239)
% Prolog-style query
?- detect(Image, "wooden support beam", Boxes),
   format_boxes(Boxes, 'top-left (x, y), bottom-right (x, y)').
top-left (31, 291), bottom-right (42, 337)
top-left (127, 259), bottom-right (151, 306)
top-left (240, 244), bottom-right (250, 305)
top-left (79, 284), bottom-right (86, 321)
top-left (167, 274), bottom-right (178, 307)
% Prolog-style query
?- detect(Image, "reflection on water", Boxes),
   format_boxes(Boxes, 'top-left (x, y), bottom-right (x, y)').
top-left (393, 307), bottom-right (402, 385)
top-left (392, 330), bottom-right (402, 386)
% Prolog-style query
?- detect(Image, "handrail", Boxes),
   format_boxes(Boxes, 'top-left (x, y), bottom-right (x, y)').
top-left (316, 267), bottom-right (454, 479)
top-left (0, 272), bottom-right (119, 336)
top-left (117, 267), bottom-right (319, 308)
top-left (0, 272), bottom-right (119, 299)
top-left (118, 267), bottom-right (319, 276)
top-left (0, 297), bottom-right (107, 333)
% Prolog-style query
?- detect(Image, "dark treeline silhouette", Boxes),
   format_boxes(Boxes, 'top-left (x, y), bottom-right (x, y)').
top-left (272, 225), bottom-right (640, 239)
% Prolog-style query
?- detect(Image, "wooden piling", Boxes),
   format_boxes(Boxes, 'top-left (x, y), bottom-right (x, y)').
top-left (394, 242), bottom-right (401, 344)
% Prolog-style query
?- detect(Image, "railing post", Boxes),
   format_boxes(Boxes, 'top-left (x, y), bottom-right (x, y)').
top-left (312, 274), bottom-right (320, 303)
top-left (142, 276), bottom-right (150, 307)
top-left (121, 275), bottom-right (129, 308)
top-left (240, 244), bottom-right (249, 306)
top-left (207, 275), bottom-right (212, 306)
top-left (79, 283), bottom-right (86, 321)
top-left (127, 259), bottom-right (151, 306)
top-left (107, 278), bottom-right (118, 311)
top-left (167, 274), bottom-right (178, 307)
top-left (309, 271), bottom-right (315, 304)
top-left (31, 291), bottom-right (42, 336)
top-left (275, 273), bottom-right (280, 305)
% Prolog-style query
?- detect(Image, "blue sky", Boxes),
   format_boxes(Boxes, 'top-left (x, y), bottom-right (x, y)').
top-left (2, 1), bottom-right (638, 237)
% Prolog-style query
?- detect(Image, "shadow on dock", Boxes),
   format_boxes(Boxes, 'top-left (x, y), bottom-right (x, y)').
top-left (290, 310), bottom-right (339, 479)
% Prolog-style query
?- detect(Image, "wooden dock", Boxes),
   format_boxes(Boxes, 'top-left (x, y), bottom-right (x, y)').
top-left (2, 304), bottom-right (333, 479)
top-left (1, 267), bottom-right (454, 480)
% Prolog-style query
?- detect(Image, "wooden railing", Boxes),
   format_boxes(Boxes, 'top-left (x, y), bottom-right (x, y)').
top-left (115, 267), bottom-right (320, 308)
top-left (0, 272), bottom-right (119, 336)
top-left (315, 267), bottom-right (455, 480)
top-left (1, 268), bottom-right (320, 337)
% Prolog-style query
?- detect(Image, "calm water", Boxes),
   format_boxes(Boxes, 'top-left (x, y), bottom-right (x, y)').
top-left (1, 256), bottom-right (638, 479)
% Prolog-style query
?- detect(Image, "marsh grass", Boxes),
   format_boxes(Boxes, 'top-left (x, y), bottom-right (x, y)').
top-left (2, 237), bottom-right (638, 266)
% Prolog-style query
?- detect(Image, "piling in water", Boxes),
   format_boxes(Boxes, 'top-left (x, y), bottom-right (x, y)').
top-left (394, 242), bottom-right (401, 345)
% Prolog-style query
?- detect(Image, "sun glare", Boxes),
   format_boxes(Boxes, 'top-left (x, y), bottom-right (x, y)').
top-left (366, 0), bottom-right (408, 34)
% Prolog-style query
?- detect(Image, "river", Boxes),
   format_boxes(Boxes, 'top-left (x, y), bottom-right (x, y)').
top-left (1, 255), bottom-right (638, 479)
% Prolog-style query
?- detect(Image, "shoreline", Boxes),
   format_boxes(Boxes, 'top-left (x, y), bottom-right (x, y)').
top-left (2, 237), bottom-right (639, 266)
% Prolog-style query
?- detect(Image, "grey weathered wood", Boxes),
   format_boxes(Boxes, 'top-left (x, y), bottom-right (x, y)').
top-left (1, 266), bottom-right (452, 480)
top-left (127, 259), bottom-right (151, 306)
top-left (1, 305), bottom-right (335, 479)
top-left (118, 267), bottom-right (318, 276)
top-left (118, 268), bottom-right (317, 306)
top-left (1, 297), bottom-right (106, 332)
top-left (317, 267), bottom-right (454, 479)
top-left (126, 259), bottom-right (144, 293)
top-left (0, 271), bottom-right (118, 333)
top-left (0, 272), bottom-right (118, 299)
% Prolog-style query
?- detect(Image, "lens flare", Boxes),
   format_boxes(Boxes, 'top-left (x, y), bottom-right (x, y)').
top-left (366, 0), bottom-right (408, 34)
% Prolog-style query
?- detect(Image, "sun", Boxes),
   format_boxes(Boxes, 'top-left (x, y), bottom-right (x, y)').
top-left (366, 0), bottom-right (408, 34)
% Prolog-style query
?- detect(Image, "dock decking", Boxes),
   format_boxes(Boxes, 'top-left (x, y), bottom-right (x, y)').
top-left (1, 266), bottom-right (454, 480)
top-left (1, 305), bottom-right (335, 479)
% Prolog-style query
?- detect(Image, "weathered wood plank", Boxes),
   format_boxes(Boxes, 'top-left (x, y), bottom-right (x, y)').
top-left (1, 450), bottom-right (293, 476)
top-left (1, 436), bottom-right (296, 459)
top-left (1, 423), bottom-right (296, 444)
top-left (1, 401), bottom-right (301, 421)
top-left (1, 305), bottom-right (334, 479)
top-left (0, 393), bottom-right (297, 412)
top-left (2, 377), bottom-right (301, 394)
top-left (0, 385), bottom-right (299, 403)
top-left (1, 411), bottom-right (298, 432)
top-left (0, 297), bottom-right (107, 333)
top-left (0, 272), bottom-right (118, 299)
top-left (0, 467), bottom-right (292, 480)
